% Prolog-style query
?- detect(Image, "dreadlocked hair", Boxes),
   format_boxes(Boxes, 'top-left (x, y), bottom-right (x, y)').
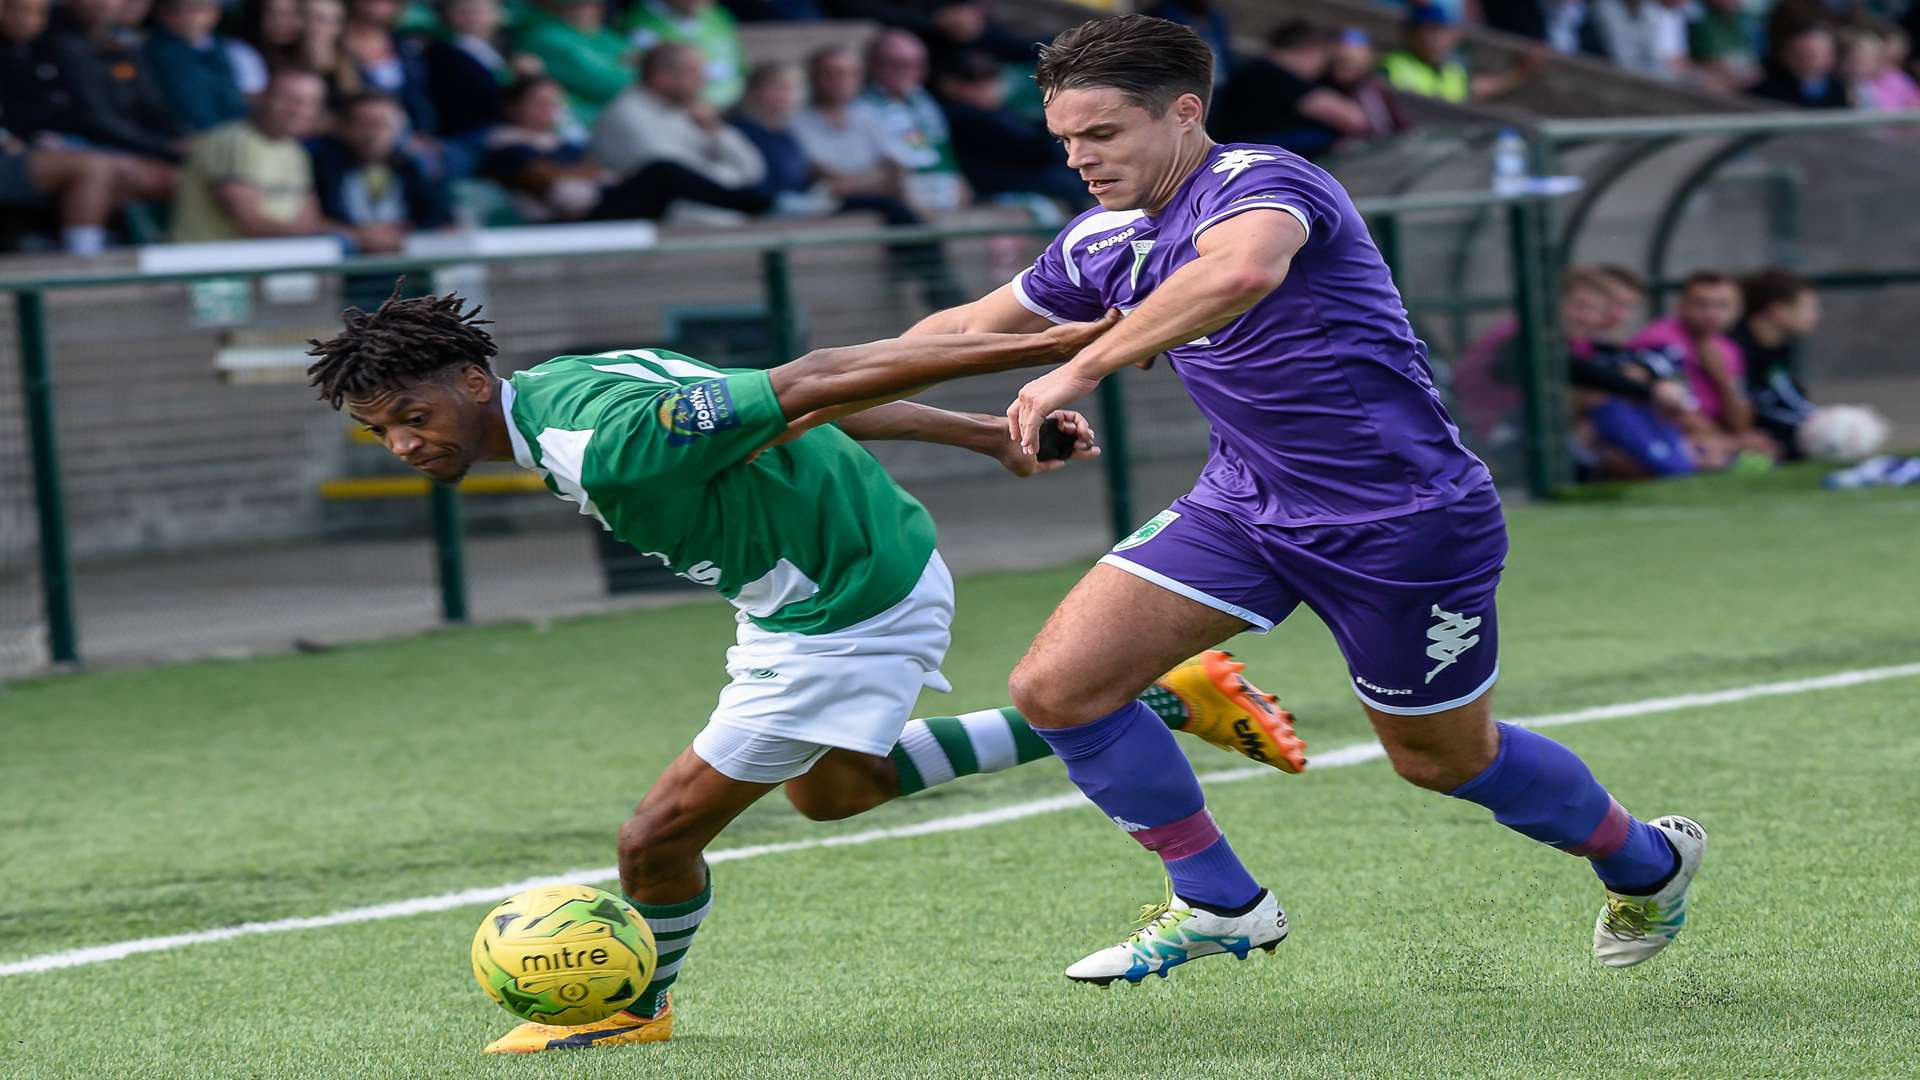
top-left (307, 283), bottom-right (498, 409)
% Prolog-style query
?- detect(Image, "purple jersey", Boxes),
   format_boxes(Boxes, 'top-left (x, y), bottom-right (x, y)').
top-left (1012, 143), bottom-right (1489, 527)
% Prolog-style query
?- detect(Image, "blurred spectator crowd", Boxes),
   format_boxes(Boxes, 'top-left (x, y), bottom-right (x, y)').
top-left (1155, 0), bottom-right (1920, 116)
top-left (3, 0), bottom-right (1916, 258)
top-left (1380, 0), bottom-right (1920, 107)
top-left (0, 0), bottom-right (1117, 255)
top-left (1457, 261), bottom-right (1864, 480)
top-left (1492, 0), bottom-right (1920, 106)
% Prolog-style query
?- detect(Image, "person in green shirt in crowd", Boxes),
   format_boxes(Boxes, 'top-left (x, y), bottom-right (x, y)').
top-left (623, 0), bottom-right (745, 107)
top-left (855, 29), bottom-right (969, 213)
top-left (512, 0), bottom-right (632, 124)
top-left (1687, 0), bottom-right (1761, 92)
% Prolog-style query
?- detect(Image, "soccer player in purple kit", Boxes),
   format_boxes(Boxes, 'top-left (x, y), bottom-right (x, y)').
top-left (907, 14), bottom-right (1706, 983)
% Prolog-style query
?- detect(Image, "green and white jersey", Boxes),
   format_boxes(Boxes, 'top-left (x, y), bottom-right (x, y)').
top-left (503, 348), bottom-right (937, 635)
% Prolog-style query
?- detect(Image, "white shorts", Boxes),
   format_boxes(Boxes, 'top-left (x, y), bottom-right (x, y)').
top-left (691, 552), bottom-right (954, 784)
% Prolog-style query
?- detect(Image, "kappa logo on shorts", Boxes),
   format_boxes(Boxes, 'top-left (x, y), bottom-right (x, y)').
top-left (1424, 604), bottom-right (1483, 684)
top-left (1112, 510), bottom-right (1179, 553)
top-left (1355, 675), bottom-right (1413, 697)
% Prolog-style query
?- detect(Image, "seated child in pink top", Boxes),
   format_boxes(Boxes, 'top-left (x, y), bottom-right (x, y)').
top-left (1842, 26), bottom-right (1920, 112)
top-left (1629, 271), bottom-right (1780, 464)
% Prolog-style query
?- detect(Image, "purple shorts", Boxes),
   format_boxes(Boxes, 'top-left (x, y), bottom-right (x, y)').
top-left (1102, 483), bottom-right (1507, 716)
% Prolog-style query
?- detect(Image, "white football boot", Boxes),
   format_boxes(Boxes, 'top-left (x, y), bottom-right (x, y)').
top-left (1064, 890), bottom-right (1287, 985)
top-left (1593, 815), bottom-right (1707, 968)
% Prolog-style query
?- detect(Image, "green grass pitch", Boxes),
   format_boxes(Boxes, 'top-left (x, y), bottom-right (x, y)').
top-left (2, 468), bottom-right (1917, 1078)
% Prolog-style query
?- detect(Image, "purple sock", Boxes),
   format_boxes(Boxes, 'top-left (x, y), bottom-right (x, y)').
top-left (1449, 723), bottom-right (1677, 894)
top-left (1035, 701), bottom-right (1262, 911)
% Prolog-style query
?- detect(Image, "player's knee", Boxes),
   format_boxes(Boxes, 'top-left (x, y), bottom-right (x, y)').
top-left (1008, 663), bottom-right (1095, 730)
top-left (616, 807), bottom-right (702, 886)
top-left (1384, 746), bottom-right (1476, 793)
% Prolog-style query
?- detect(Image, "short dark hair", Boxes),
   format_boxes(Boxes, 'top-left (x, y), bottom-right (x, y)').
top-left (307, 285), bottom-right (497, 409)
top-left (340, 90), bottom-right (398, 116)
top-left (1683, 270), bottom-right (1738, 292)
top-left (641, 41), bottom-right (697, 83)
top-left (745, 60), bottom-right (798, 95)
top-left (1742, 267), bottom-right (1812, 314)
top-left (1267, 20), bottom-right (1332, 52)
top-left (265, 64), bottom-right (323, 89)
top-left (502, 75), bottom-right (559, 110)
top-left (1035, 14), bottom-right (1214, 114)
top-left (935, 49), bottom-right (1002, 87)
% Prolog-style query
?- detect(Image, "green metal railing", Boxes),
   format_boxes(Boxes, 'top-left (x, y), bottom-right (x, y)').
top-left (0, 188), bottom-right (1559, 666)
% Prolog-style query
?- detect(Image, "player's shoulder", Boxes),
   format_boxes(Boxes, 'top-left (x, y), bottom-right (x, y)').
top-left (1190, 144), bottom-right (1334, 202)
top-left (530, 347), bottom-right (729, 385)
top-left (1045, 205), bottom-right (1154, 282)
top-left (1172, 143), bottom-right (1346, 243)
top-left (510, 349), bottom-right (705, 423)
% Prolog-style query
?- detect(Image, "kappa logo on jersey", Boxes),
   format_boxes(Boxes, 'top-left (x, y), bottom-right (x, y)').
top-left (1112, 509), bottom-right (1179, 552)
top-left (1212, 149), bottom-right (1279, 180)
top-left (1085, 226), bottom-right (1137, 255)
top-left (1424, 604), bottom-right (1482, 684)
top-left (658, 379), bottom-right (741, 445)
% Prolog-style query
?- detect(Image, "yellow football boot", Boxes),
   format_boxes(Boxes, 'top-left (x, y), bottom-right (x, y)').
top-left (1154, 650), bottom-right (1306, 773)
top-left (481, 995), bottom-right (673, 1054)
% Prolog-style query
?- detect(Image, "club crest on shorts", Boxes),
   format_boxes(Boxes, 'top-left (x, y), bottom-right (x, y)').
top-left (1112, 510), bottom-right (1179, 553)
top-left (1424, 604), bottom-right (1482, 684)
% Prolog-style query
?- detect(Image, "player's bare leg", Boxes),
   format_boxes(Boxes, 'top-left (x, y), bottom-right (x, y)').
top-left (1012, 566), bottom-right (1246, 726)
top-left (1362, 690), bottom-right (1705, 968)
top-left (785, 749), bottom-right (898, 821)
top-left (1362, 690), bottom-right (1500, 793)
top-left (1010, 565), bottom-right (1290, 983)
top-left (484, 748), bottom-right (777, 1053)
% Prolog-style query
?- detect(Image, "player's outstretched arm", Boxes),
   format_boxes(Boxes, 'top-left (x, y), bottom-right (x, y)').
top-left (902, 281), bottom-right (1056, 337)
top-left (1005, 210), bottom-right (1307, 452)
top-left (832, 402), bottom-right (1099, 476)
top-left (767, 311), bottom-right (1118, 428)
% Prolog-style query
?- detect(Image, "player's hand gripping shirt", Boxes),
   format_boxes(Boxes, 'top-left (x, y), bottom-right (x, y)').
top-left (1012, 144), bottom-right (1490, 527)
top-left (503, 350), bottom-right (937, 635)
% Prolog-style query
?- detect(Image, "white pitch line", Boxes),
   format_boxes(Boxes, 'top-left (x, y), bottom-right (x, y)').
top-left (4, 660), bottom-right (1917, 979)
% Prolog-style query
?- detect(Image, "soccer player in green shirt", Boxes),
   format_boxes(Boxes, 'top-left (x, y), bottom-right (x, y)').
top-left (306, 289), bottom-right (1303, 1054)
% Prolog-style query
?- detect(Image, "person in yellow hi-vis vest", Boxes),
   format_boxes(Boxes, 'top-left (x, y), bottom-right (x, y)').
top-left (1382, 4), bottom-right (1545, 103)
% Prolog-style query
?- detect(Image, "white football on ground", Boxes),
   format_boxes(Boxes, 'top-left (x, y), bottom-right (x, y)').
top-left (1797, 405), bottom-right (1890, 463)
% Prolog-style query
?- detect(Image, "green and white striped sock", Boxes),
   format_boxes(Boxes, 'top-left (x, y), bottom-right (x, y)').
top-left (889, 692), bottom-right (1190, 796)
top-left (626, 869), bottom-right (711, 1018)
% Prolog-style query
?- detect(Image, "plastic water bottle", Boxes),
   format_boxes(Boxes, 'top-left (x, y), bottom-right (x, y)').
top-left (1491, 129), bottom-right (1528, 196)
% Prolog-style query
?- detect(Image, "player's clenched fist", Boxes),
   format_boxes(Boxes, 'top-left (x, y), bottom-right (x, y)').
top-left (996, 410), bottom-right (1100, 476)
top-left (1008, 366), bottom-right (1104, 456)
